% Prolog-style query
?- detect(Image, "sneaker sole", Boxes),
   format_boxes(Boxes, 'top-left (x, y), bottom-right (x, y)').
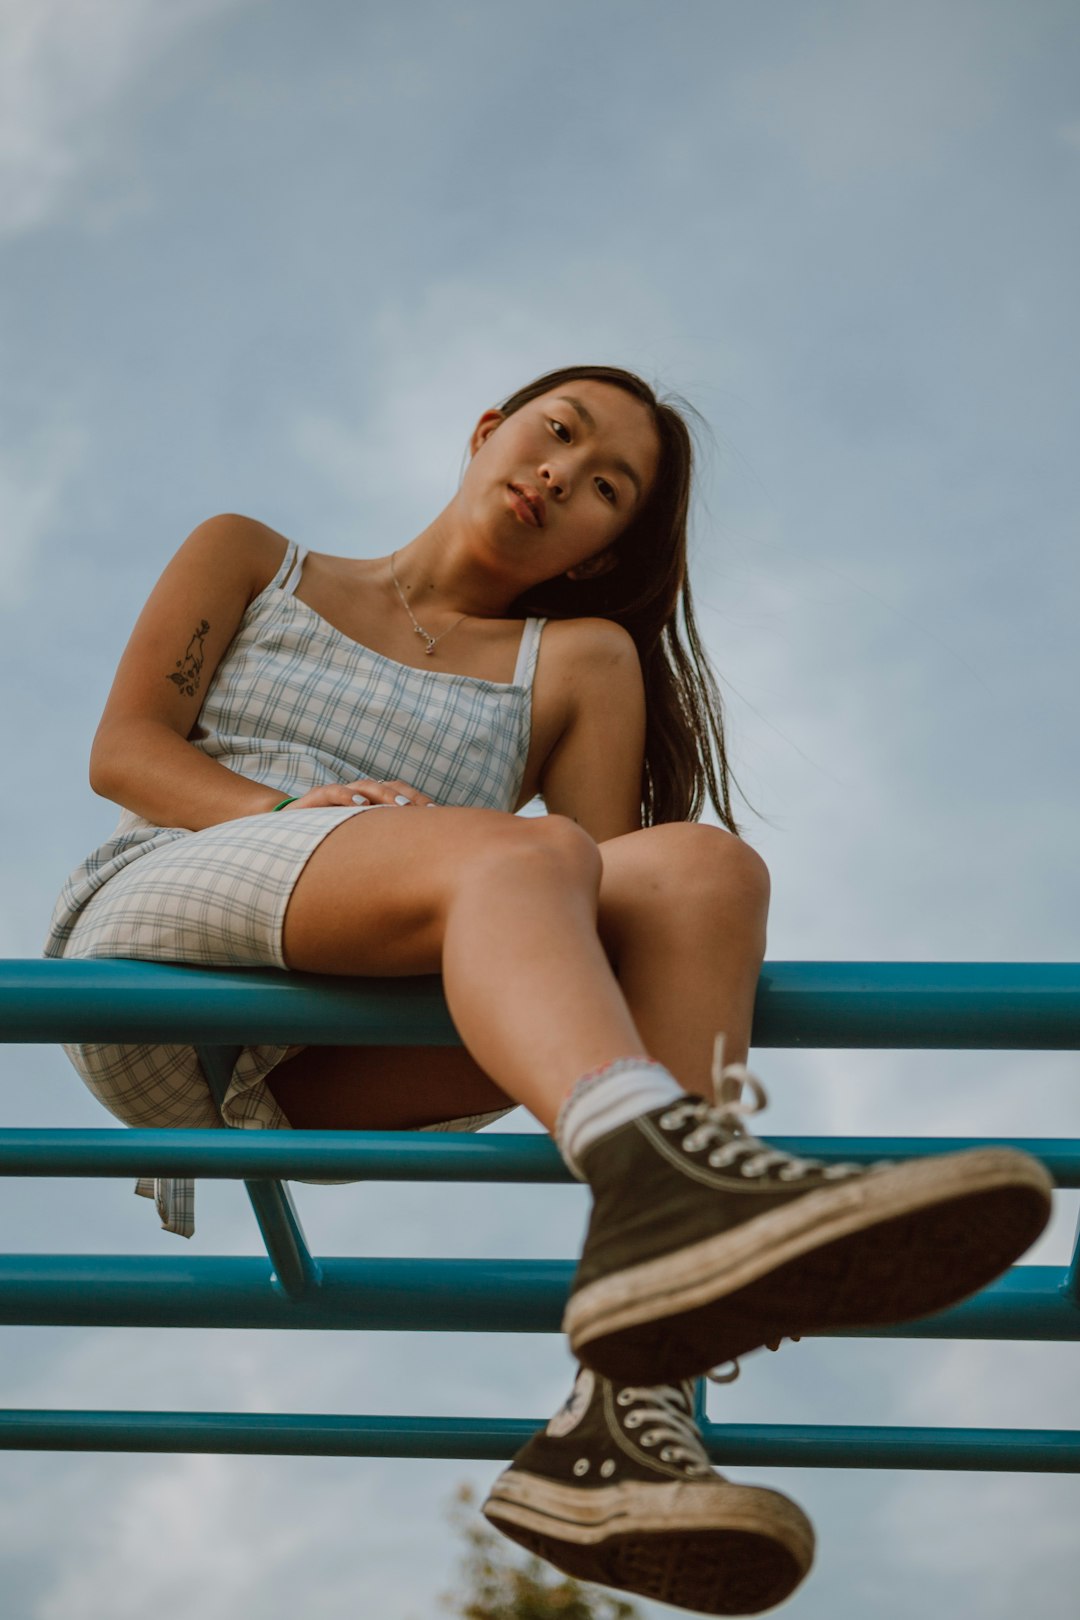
top-left (482, 1468), bottom-right (814, 1615)
top-left (565, 1147), bottom-right (1053, 1383)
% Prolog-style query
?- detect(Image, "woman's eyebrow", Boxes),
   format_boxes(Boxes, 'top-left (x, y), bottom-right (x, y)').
top-left (555, 395), bottom-right (644, 504)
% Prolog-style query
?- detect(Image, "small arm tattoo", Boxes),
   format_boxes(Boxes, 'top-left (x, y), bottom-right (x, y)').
top-left (167, 619), bottom-right (210, 697)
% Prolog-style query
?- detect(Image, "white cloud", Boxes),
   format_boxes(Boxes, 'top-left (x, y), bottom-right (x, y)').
top-left (35, 1454), bottom-right (305, 1620)
top-left (727, 5), bottom-right (997, 184)
top-left (894, 1338), bottom-right (1080, 1431)
top-left (0, 412), bottom-right (87, 607)
top-left (0, 0), bottom-right (245, 238)
top-left (879, 1470), bottom-right (1080, 1611)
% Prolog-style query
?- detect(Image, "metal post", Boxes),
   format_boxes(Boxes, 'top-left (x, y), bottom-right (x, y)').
top-left (195, 1045), bottom-right (321, 1301)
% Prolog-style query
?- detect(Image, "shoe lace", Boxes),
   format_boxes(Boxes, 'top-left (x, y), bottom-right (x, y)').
top-left (704, 1336), bottom-right (800, 1385)
top-left (696, 1032), bottom-right (871, 1383)
top-left (656, 1033), bottom-right (866, 1184)
top-left (616, 1381), bottom-right (714, 1477)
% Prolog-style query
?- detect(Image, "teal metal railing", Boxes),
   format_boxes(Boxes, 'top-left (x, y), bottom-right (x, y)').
top-left (1, 958), bottom-right (1078, 1471)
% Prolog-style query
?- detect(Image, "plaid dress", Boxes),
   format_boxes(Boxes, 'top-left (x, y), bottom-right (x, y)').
top-left (43, 537), bottom-right (547, 1236)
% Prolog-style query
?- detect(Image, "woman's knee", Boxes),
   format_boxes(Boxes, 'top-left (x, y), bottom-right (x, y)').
top-left (466, 811), bottom-right (602, 889)
top-left (699, 825), bottom-right (770, 911)
top-left (527, 812), bottom-right (603, 874)
top-left (600, 823), bottom-right (769, 948)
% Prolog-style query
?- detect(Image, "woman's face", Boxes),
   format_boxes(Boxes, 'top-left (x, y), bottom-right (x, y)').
top-left (464, 378), bottom-right (662, 588)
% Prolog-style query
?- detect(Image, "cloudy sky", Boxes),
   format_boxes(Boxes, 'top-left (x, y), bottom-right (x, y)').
top-left (1, 1), bottom-right (1079, 1615)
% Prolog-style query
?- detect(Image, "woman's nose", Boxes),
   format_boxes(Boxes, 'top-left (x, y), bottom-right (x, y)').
top-left (539, 462), bottom-right (568, 499)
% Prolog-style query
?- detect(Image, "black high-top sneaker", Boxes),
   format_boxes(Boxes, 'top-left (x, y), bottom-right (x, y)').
top-left (564, 1038), bottom-right (1053, 1384)
top-left (482, 1366), bottom-right (814, 1616)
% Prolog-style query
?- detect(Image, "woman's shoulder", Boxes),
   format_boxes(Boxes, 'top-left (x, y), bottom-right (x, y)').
top-left (194, 513), bottom-right (295, 602)
top-left (546, 614), bottom-right (639, 669)
top-left (534, 617), bottom-right (641, 733)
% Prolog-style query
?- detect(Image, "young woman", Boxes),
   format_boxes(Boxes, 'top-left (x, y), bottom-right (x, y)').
top-left (44, 365), bottom-right (1052, 1616)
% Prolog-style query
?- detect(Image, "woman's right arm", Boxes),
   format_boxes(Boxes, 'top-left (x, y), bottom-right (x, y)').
top-left (88, 513), bottom-right (296, 831)
top-left (90, 513), bottom-right (439, 830)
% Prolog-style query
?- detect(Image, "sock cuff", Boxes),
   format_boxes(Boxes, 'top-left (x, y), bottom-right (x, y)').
top-left (555, 1056), bottom-right (684, 1181)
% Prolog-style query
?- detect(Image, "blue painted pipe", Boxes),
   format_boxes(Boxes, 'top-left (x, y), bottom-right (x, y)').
top-left (0, 1409), bottom-right (1076, 1471)
top-left (0, 1127), bottom-right (575, 1181)
top-left (1063, 1209), bottom-right (1080, 1304)
top-left (0, 1256), bottom-right (1075, 1336)
top-left (1, 1129), bottom-right (1077, 1186)
top-left (193, 1043), bottom-right (321, 1302)
top-left (3, 959), bottom-right (1079, 1047)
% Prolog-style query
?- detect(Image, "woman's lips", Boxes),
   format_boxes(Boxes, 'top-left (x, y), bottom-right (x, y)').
top-left (508, 485), bottom-right (543, 527)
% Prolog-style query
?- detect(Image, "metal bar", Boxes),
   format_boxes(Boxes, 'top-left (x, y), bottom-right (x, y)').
top-left (1, 1130), bottom-right (1078, 1186)
top-left (752, 961), bottom-right (1080, 1050)
top-left (238, 1181), bottom-right (322, 1301)
top-left (0, 1410), bottom-right (1076, 1471)
top-left (194, 1045), bottom-right (321, 1302)
top-left (0, 1256), bottom-right (1073, 1337)
top-left (699, 1422), bottom-right (1080, 1473)
top-left (0, 1254), bottom-right (568, 1331)
top-left (1063, 1208), bottom-right (1080, 1305)
top-left (0, 961), bottom-right (457, 1046)
top-left (0, 1128), bottom-right (570, 1181)
top-left (4, 960), bottom-right (1080, 1048)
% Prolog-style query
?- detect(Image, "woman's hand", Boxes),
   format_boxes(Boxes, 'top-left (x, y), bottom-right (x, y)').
top-left (283, 777), bottom-right (439, 810)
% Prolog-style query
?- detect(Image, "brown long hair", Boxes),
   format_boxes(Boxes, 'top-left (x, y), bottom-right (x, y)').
top-left (494, 364), bottom-right (745, 834)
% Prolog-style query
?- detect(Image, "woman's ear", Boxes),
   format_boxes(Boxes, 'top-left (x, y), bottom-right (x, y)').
top-left (469, 409), bottom-right (505, 457)
top-left (565, 548), bottom-right (618, 581)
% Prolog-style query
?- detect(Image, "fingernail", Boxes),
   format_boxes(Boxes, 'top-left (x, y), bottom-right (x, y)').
top-left (351, 794), bottom-right (370, 805)
top-left (394, 794), bottom-right (410, 805)
top-left (427, 802), bottom-right (439, 807)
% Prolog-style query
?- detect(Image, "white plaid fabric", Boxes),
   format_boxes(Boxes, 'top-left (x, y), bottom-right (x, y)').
top-left (43, 537), bottom-right (546, 1237)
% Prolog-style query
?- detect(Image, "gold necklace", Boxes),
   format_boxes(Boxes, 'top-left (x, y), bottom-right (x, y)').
top-left (389, 550), bottom-right (470, 655)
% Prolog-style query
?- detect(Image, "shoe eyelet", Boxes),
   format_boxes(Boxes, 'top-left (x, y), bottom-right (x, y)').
top-left (641, 1435), bottom-right (656, 1447)
top-left (683, 1130), bottom-right (712, 1152)
top-left (616, 1390), bottom-right (634, 1406)
top-left (573, 1458), bottom-right (589, 1476)
top-left (659, 1448), bottom-right (673, 1462)
top-left (659, 1112), bottom-right (680, 1130)
top-left (739, 1162), bottom-right (768, 1178)
top-left (625, 1412), bottom-right (641, 1427)
top-left (600, 1459), bottom-right (616, 1478)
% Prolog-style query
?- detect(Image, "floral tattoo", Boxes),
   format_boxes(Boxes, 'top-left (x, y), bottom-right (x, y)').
top-left (167, 619), bottom-right (210, 697)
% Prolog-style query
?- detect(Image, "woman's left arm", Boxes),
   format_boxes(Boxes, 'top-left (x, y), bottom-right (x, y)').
top-left (538, 619), bottom-right (645, 844)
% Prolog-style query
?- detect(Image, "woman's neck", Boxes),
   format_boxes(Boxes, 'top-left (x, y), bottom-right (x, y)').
top-left (381, 508), bottom-right (520, 623)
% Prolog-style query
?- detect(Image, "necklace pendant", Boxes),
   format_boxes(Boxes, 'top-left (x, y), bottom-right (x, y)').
top-left (424, 638), bottom-right (436, 655)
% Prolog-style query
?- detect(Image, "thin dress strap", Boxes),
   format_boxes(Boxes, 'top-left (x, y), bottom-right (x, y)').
top-left (511, 616), bottom-right (546, 687)
top-left (280, 543), bottom-right (309, 596)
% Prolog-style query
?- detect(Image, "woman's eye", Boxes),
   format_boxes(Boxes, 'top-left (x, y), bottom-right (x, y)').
top-left (547, 419), bottom-right (615, 503)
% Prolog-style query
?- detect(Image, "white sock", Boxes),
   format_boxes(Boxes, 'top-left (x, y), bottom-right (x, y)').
top-left (555, 1055), bottom-right (685, 1182)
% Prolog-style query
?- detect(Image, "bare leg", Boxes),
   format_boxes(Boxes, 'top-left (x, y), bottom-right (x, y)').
top-left (274, 809), bottom-right (649, 1133)
top-left (270, 814), bottom-right (768, 1131)
top-left (435, 827), bottom-right (652, 1131)
top-left (595, 822), bottom-right (770, 1087)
